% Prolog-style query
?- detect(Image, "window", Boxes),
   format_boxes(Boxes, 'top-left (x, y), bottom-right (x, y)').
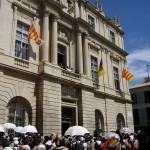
top-left (58, 44), bottom-right (66, 68)
top-left (91, 56), bottom-right (98, 82)
top-left (133, 109), bottom-right (139, 125)
top-left (116, 114), bottom-right (125, 130)
top-left (144, 91), bottom-right (150, 103)
top-left (7, 97), bottom-right (31, 127)
top-left (110, 31), bottom-right (115, 43)
top-left (113, 67), bottom-right (120, 90)
top-left (146, 107), bottom-right (150, 125)
top-left (131, 93), bottom-right (137, 104)
top-left (15, 22), bottom-right (29, 60)
top-left (88, 15), bottom-right (95, 29)
top-left (95, 110), bottom-right (104, 131)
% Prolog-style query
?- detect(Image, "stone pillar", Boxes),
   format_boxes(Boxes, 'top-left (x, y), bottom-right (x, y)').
top-left (77, 31), bottom-right (83, 74)
top-left (11, 6), bottom-right (17, 55)
top-left (42, 12), bottom-right (49, 62)
top-left (83, 34), bottom-right (90, 76)
top-left (51, 15), bottom-right (59, 64)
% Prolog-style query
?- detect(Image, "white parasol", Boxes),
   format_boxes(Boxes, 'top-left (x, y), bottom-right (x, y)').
top-left (21, 125), bottom-right (38, 133)
top-left (0, 125), bottom-right (4, 132)
top-left (14, 126), bottom-right (23, 133)
top-left (64, 125), bottom-right (90, 136)
top-left (120, 127), bottom-right (131, 134)
top-left (3, 123), bottom-right (16, 129)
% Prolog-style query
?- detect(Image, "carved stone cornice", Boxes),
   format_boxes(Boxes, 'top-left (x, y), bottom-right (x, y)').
top-left (76, 30), bottom-right (82, 36)
top-left (53, 14), bottom-right (60, 21)
top-left (45, 0), bottom-right (66, 9)
top-left (43, 4), bottom-right (59, 17)
top-left (12, 0), bottom-right (40, 16)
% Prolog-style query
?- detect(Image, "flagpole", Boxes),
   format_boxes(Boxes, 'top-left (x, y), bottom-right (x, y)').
top-left (121, 61), bottom-right (125, 99)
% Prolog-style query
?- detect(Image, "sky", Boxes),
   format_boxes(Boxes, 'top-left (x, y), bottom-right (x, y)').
top-left (89, 0), bottom-right (150, 86)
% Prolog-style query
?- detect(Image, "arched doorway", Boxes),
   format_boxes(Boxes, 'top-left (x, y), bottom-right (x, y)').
top-left (116, 113), bottom-right (125, 130)
top-left (95, 109), bottom-right (104, 131)
top-left (7, 96), bottom-right (32, 126)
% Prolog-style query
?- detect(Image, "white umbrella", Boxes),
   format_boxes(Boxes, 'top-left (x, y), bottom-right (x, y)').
top-left (21, 125), bottom-right (37, 133)
top-left (64, 125), bottom-right (90, 136)
top-left (3, 123), bottom-right (16, 129)
top-left (14, 126), bottom-right (23, 133)
top-left (0, 125), bottom-right (4, 132)
top-left (120, 127), bottom-right (131, 134)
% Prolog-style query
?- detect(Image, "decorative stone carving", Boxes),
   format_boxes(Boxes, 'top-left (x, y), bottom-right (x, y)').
top-left (12, 0), bottom-right (40, 15)
top-left (53, 0), bottom-right (67, 8)
top-left (58, 28), bottom-right (69, 42)
top-left (61, 0), bottom-right (68, 7)
top-left (67, 0), bottom-right (74, 14)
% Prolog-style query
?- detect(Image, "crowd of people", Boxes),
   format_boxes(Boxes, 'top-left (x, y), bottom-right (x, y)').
top-left (0, 127), bottom-right (150, 150)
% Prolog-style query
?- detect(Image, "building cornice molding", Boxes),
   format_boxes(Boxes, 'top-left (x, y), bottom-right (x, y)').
top-left (0, 62), bottom-right (38, 78)
top-left (12, 0), bottom-right (40, 17)
top-left (39, 72), bottom-right (131, 103)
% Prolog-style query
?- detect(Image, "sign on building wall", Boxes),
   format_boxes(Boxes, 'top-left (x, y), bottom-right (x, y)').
top-left (61, 85), bottom-right (77, 98)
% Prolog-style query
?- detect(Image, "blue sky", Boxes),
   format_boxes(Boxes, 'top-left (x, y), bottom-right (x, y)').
top-left (89, 0), bottom-right (150, 85)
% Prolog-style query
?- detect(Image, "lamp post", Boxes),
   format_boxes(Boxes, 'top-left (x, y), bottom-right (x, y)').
top-left (146, 65), bottom-right (149, 77)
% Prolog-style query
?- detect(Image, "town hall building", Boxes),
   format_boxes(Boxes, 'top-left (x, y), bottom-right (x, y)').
top-left (0, 0), bottom-right (134, 135)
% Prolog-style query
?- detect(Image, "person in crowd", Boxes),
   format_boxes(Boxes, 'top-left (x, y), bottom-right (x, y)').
top-left (136, 129), bottom-right (150, 150)
top-left (101, 136), bottom-right (121, 150)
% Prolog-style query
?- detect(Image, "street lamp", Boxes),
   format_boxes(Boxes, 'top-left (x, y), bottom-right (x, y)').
top-left (146, 65), bottom-right (149, 77)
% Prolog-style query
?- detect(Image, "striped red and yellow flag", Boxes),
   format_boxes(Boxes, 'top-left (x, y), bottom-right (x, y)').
top-left (122, 68), bottom-right (134, 82)
top-left (35, 38), bottom-right (44, 46)
top-left (28, 23), bottom-right (39, 41)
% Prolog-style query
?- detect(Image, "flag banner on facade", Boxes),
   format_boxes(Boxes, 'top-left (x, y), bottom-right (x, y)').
top-left (122, 68), bottom-right (134, 82)
top-left (35, 38), bottom-right (44, 46)
top-left (28, 23), bottom-right (43, 46)
top-left (98, 59), bottom-right (105, 77)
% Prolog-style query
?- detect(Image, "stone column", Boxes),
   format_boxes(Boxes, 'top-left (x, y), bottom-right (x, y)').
top-left (11, 6), bottom-right (17, 55)
top-left (42, 12), bottom-right (49, 62)
top-left (77, 31), bottom-right (83, 74)
top-left (51, 15), bottom-right (59, 64)
top-left (83, 34), bottom-right (90, 76)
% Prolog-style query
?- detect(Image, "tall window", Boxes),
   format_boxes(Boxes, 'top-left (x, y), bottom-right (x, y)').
top-left (131, 93), bottom-right (137, 104)
top-left (110, 31), bottom-right (115, 43)
top-left (116, 114), bottom-right (125, 130)
top-left (144, 91), bottom-right (150, 103)
top-left (133, 109), bottom-right (139, 125)
top-left (95, 110), bottom-right (104, 131)
top-left (146, 107), bottom-right (150, 125)
top-left (91, 56), bottom-right (98, 82)
top-left (7, 97), bottom-right (31, 126)
top-left (88, 15), bottom-right (95, 29)
top-left (58, 44), bottom-right (66, 67)
top-left (113, 67), bottom-right (120, 90)
top-left (15, 22), bottom-right (29, 60)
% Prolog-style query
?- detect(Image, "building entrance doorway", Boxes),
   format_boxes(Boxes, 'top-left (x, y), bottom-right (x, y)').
top-left (61, 107), bottom-right (76, 135)
top-left (62, 122), bottom-right (71, 135)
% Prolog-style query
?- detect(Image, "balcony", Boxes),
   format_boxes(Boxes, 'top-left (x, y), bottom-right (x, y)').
top-left (61, 67), bottom-right (80, 80)
top-left (14, 58), bottom-right (29, 68)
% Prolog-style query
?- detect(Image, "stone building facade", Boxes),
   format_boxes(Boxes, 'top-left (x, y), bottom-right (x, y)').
top-left (0, 0), bottom-right (134, 135)
top-left (129, 77), bottom-right (150, 132)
